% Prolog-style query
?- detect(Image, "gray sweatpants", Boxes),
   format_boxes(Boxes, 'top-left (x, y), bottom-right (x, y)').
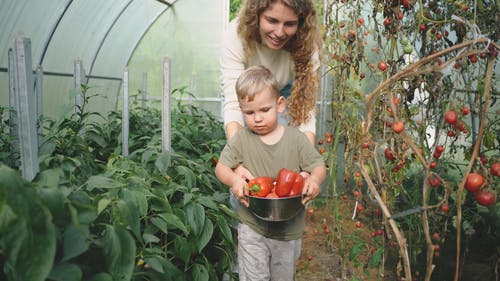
top-left (237, 223), bottom-right (301, 281)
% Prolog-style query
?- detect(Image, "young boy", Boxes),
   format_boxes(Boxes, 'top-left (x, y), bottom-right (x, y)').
top-left (215, 65), bottom-right (326, 280)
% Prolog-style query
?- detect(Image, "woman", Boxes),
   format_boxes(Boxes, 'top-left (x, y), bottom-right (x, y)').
top-left (220, 0), bottom-right (323, 146)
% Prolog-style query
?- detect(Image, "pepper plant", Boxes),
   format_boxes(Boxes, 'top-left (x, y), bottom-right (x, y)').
top-left (0, 86), bottom-right (237, 281)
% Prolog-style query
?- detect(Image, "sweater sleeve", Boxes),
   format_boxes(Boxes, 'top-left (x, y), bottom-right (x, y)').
top-left (220, 20), bottom-right (245, 129)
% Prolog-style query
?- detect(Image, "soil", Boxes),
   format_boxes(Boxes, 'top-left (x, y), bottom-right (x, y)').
top-left (295, 196), bottom-right (400, 281)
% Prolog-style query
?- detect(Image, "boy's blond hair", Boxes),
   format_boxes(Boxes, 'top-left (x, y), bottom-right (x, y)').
top-left (235, 65), bottom-right (280, 102)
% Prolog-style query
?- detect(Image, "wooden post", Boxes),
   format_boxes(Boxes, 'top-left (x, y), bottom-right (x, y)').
top-left (35, 65), bottom-right (43, 141)
top-left (161, 57), bottom-right (171, 152)
top-left (142, 72), bottom-right (147, 108)
top-left (8, 48), bottom-right (19, 168)
top-left (12, 35), bottom-right (39, 181)
top-left (122, 68), bottom-right (129, 156)
top-left (73, 60), bottom-right (84, 112)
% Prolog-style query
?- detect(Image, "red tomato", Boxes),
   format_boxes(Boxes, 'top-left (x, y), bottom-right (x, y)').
top-left (429, 161), bottom-right (437, 169)
top-left (378, 61), bottom-right (388, 71)
top-left (435, 145), bottom-right (445, 154)
top-left (392, 121), bottom-right (405, 133)
top-left (461, 107), bottom-right (470, 115)
top-left (355, 221), bottom-right (362, 228)
top-left (385, 147), bottom-right (395, 161)
top-left (465, 173), bottom-right (484, 192)
top-left (444, 110), bottom-right (458, 125)
top-left (428, 176), bottom-right (440, 187)
top-left (491, 163), bottom-right (500, 177)
top-left (468, 54), bottom-right (478, 63)
top-left (383, 18), bottom-right (390, 26)
top-left (475, 190), bottom-right (496, 206)
top-left (454, 120), bottom-right (467, 132)
top-left (440, 203), bottom-right (449, 212)
top-left (432, 232), bottom-right (440, 241)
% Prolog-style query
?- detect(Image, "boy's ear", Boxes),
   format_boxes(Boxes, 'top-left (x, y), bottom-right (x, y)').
top-left (277, 96), bottom-right (286, 113)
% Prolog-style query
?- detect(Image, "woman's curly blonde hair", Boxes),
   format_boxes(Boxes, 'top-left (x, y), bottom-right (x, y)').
top-left (237, 0), bottom-right (323, 126)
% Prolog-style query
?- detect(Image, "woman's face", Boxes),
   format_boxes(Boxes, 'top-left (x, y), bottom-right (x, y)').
top-left (258, 1), bottom-right (299, 50)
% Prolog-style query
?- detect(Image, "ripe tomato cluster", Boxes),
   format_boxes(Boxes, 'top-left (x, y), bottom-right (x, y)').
top-left (443, 109), bottom-right (469, 136)
top-left (464, 163), bottom-right (498, 206)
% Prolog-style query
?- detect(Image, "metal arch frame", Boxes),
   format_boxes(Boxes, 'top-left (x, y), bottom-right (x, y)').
top-left (85, 0), bottom-right (135, 84)
top-left (35, 0), bottom-right (176, 81)
top-left (112, 0), bottom-right (178, 109)
top-left (37, 0), bottom-right (74, 67)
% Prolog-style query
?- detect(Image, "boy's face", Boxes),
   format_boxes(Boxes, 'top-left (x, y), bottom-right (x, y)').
top-left (239, 86), bottom-right (285, 136)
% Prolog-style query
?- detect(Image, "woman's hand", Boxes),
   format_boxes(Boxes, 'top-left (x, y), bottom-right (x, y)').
top-left (225, 121), bottom-right (243, 140)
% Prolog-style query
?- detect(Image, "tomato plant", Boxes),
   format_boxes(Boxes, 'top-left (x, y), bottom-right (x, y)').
top-left (322, 0), bottom-right (499, 279)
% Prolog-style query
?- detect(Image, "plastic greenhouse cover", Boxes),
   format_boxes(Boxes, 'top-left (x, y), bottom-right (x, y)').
top-left (0, 0), bottom-right (228, 119)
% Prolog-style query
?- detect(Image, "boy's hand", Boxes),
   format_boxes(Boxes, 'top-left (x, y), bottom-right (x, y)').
top-left (301, 176), bottom-right (321, 204)
top-left (233, 165), bottom-right (254, 182)
top-left (231, 178), bottom-right (250, 207)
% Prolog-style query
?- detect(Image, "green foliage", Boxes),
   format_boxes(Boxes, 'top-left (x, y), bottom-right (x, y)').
top-left (0, 87), bottom-right (236, 281)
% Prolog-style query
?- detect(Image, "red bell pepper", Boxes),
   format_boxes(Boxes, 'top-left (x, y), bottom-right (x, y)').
top-left (248, 176), bottom-right (274, 197)
top-left (289, 173), bottom-right (304, 196)
top-left (276, 168), bottom-right (304, 197)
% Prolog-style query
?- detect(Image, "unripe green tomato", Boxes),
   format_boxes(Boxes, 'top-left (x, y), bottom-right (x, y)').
top-left (403, 45), bottom-right (413, 54)
top-left (400, 37), bottom-right (409, 46)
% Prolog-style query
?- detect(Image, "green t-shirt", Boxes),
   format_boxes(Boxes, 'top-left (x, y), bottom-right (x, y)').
top-left (218, 126), bottom-right (324, 240)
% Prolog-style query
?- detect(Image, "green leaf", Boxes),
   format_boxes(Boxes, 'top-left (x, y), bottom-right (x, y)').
top-left (196, 217), bottom-right (213, 252)
top-left (39, 186), bottom-right (66, 219)
top-left (119, 190), bottom-right (141, 239)
top-left (144, 256), bottom-right (165, 273)
top-left (37, 168), bottom-right (61, 187)
top-left (151, 217), bottom-right (169, 234)
top-left (0, 166), bottom-right (56, 281)
top-left (369, 248), bottom-right (383, 268)
top-left (102, 225), bottom-right (136, 281)
top-left (62, 224), bottom-right (90, 261)
top-left (349, 243), bottom-right (363, 261)
top-left (155, 152), bottom-right (171, 176)
top-left (192, 263), bottom-right (209, 281)
top-left (158, 212), bottom-right (189, 236)
top-left (143, 233), bottom-right (160, 244)
top-left (141, 149), bottom-right (155, 165)
top-left (97, 198), bottom-right (111, 215)
top-left (216, 214), bottom-right (234, 244)
top-left (174, 235), bottom-right (191, 265)
top-left (48, 262), bottom-right (82, 281)
top-left (85, 175), bottom-right (124, 191)
top-left (85, 272), bottom-right (113, 281)
top-left (186, 202), bottom-right (205, 237)
top-left (197, 196), bottom-right (219, 210)
top-left (175, 165), bottom-right (196, 187)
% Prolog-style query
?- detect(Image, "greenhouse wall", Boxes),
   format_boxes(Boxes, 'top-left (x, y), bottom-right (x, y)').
top-left (0, 0), bottom-right (229, 120)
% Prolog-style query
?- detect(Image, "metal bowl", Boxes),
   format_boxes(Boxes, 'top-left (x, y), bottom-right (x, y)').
top-left (247, 195), bottom-right (304, 222)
